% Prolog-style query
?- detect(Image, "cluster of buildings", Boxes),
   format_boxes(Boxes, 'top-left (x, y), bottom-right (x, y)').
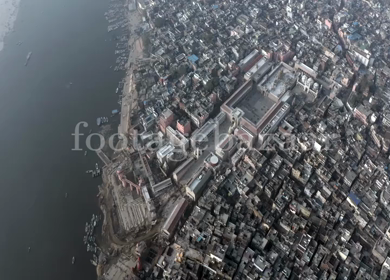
top-left (102, 0), bottom-right (390, 279)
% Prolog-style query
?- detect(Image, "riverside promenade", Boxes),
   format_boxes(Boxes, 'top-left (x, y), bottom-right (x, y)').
top-left (119, 10), bottom-right (143, 137)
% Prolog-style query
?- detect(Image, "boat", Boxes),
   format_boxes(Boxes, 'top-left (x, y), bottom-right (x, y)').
top-left (72, 256), bottom-right (75, 265)
top-left (90, 259), bottom-right (97, 266)
top-left (25, 52), bottom-right (32, 66)
top-left (112, 109), bottom-right (119, 115)
top-left (88, 226), bottom-right (94, 235)
top-left (28, 247), bottom-right (31, 253)
top-left (116, 88), bottom-right (119, 94)
top-left (98, 117), bottom-right (108, 124)
top-left (95, 163), bottom-right (99, 170)
top-left (65, 193), bottom-right (68, 198)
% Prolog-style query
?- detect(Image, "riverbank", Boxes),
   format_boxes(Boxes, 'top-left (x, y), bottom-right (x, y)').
top-left (0, 0), bottom-right (20, 51)
top-left (124, 10), bottom-right (144, 118)
top-left (94, 7), bottom-right (146, 278)
top-left (119, 10), bottom-right (143, 136)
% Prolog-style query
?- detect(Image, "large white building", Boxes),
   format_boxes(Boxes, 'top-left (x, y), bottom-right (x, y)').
top-left (166, 126), bottom-right (189, 150)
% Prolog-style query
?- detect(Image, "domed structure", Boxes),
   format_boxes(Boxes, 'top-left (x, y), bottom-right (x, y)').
top-left (210, 155), bottom-right (219, 166)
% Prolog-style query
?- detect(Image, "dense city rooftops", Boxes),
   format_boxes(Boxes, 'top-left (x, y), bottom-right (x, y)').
top-left (100, 0), bottom-right (390, 279)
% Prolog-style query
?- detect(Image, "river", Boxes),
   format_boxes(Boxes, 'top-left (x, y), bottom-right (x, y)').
top-left (0, 0), bottom-right (123, 279)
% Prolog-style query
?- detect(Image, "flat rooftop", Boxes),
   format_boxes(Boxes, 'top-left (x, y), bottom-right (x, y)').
top-left (221, 80), bottom-right (283, 135)
top-left (260, 64), bottom-right (295, 99)
top-left (180, 119), bottom-right (230, 186)
top-left (235, 87), bottom-right (275, 125)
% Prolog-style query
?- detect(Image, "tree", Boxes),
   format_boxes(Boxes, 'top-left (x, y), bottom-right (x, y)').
top-left (202, 33), bottom-right (214, 44)
top-left (211, 68), bottom-right (219, 78)
top-left (204, 80), bottom-right (215, 92)
top-left (135, 83), bottom-right (142, 93)
top-left (373, 102), bottom-right (384, 112)
top-left (154, 17), bottom-right (166, 28)
top-left (142, 34), bottom-right (151, 49)
top-left (212, 77), bottom-right (219, 87)
top-left (177, 64), bottom-right (188, 77)
top-left (358, 75), bottom-right (369, 93)
top-left (170, 70), bottom-right (179, 80)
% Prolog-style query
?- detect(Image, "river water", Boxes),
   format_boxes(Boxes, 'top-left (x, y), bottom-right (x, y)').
top-left (0, 0), bottom-right (123, 279)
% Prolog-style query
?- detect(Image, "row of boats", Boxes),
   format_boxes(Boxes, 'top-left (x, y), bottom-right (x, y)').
top-left (105, 3), bottom-right (130, 72)
top-left (96, 117), bottom-right (109, 126)
top-left (115, 79), bottom-right (125, 108)
top-left (107, 18), bottom-right (129, 32)
top-left (86, 163), bottom-right (101, 178)
top-left (77, 0), bottom-right (127, 269)
top-left (105, 1), bottom-right (129, 32)
top-left (84, 214), bottom-right (101, 266)
top-left (96, 108), bottom-right (120, 127)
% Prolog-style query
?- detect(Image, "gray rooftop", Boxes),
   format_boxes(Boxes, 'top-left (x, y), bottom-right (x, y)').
top-left (235, 87), bottom-right (275, 125)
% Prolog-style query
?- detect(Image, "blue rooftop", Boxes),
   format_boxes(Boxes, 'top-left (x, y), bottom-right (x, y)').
top-left (188, 54), bottom-right (199, 64)
top-left (347, 33), bottom-right (362, 41)
top-left (348, 192), bottom-right (361, 206)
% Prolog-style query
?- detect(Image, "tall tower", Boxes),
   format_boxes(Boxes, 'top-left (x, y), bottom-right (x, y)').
top-left (229, 108), bottom-right (244, 134)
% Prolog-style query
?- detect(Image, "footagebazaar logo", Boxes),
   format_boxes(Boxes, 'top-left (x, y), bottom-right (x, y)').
top-left (72, 121), bottom-right (337, 161)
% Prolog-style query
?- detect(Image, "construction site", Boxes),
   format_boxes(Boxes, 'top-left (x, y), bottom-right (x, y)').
top-left (95, 135), bottom-right (185, 277)
top-left (96, 138), bottom-right (183, 241)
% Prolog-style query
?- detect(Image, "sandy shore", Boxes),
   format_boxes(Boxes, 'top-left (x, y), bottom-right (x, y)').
top-left (101, 8), bottom-right (144, 244)
top-left (118, 10), bottom-right (143, 135)
top-left (0, 0), bottom-right (21, 51)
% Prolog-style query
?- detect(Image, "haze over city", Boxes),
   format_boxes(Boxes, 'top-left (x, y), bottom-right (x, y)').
top-left (3, 0), bottom-right (390, 280)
